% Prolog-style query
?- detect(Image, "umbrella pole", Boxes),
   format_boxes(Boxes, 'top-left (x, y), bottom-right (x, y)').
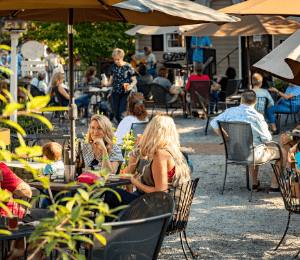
top-left (68, 8), bottom-right (77, 167)
top-left (246, 36), bottom-right (251, 89)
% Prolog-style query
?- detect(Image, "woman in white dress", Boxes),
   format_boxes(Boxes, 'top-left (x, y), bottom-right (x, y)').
top-left (115, 92), bottom-right (149, 145)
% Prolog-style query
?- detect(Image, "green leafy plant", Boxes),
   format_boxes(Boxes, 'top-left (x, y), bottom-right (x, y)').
top-left (274, 78), bottom-right (286, 92)
top-left (120, 130), bottom-right (137, 171)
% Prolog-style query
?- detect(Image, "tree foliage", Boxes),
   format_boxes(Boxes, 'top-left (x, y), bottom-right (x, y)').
top-left (26, 22), bottom-right (137, 67)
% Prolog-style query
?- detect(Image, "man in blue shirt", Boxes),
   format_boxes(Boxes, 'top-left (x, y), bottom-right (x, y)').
top-left (190, 36), bottom-right (211, 70)
top-left (267, 83), bottom-right (300, 135)
top-left (211, 90), bottom-right (286, 192)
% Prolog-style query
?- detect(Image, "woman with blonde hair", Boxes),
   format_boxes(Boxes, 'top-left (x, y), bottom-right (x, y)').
top-left (104, 115), bottom-right (191, 209)
top-left (115, 92), bottom-right (149, 144)
top-left (79, 114), bottom-right (123, 173)
top-left (50, 69), bottom-right (90, 125)
top-left (106, 48), bottom-right (137, 123)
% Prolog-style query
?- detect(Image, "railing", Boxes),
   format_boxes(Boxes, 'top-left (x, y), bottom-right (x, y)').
top-left (216, 47), bottom-right (238, 74)
top-left (45, 66), bottom-right (87, 85)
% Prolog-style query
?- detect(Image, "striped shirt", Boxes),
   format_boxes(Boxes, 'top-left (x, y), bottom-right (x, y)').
top-left (253, 89), bottom-right (274, 112)
top-left (280, 85), bottom-right (300, 112)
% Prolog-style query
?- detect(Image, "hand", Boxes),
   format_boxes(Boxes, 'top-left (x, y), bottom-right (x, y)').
top-left (93, 138), bottom-right (106, 150)
top-left (131, 173), bottom-right (141, 186)
top-left (281, 134), bottom-right (292, 145)
top-left (136, 61), bottom-right (140, 66)
top-left (288, 151), bottom-right (296, 164)
top-left (269, 87), bottom-right (278, 93)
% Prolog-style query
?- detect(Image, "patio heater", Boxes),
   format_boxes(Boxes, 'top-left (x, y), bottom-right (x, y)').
top-left (4, 18), bottom-right (26, 123)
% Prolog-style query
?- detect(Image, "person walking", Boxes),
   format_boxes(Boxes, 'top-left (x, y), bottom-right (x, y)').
top-left (107, 48), bottom-right (137, 124)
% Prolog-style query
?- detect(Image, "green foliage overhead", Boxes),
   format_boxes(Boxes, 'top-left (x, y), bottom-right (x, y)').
top-left (26, 22), bottom-right (137, 67)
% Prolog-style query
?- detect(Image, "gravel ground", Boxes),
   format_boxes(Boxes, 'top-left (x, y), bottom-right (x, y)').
top-left (49, 108), bottom-right (300, 259)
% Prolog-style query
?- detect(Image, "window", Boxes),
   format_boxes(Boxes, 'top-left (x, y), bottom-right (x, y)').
top-left (167, 33), bottom-right (185, 48)
top-left (151, 35), bottom-right (164, 51)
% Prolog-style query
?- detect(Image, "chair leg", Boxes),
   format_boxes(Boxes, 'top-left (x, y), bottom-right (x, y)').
top-left (276, 114), bottom-right (281, 133)
top-left (249, 166), bottom-right (255, 201)
top-left (294, 250), bottom-right (300, 259)
top-left (246, 166), bottom-right (250, 191)
top-left (205, 117), bottom-right (210, 136)
top-left (222, 163), bottom-right (228, 195)
top-left (183, 230), bottom-right (199, 258)
top-left (180, 232), bottom-right (189, 260)
top-left (274, 212), bottom-right (291, 251)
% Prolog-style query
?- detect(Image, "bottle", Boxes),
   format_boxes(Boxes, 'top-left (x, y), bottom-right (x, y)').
top-left (75, 142), bottom-right (85, 176)
top-left (101, 74), bottom-right (108, 87)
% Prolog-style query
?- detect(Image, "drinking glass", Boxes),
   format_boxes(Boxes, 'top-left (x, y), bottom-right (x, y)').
top-left (8, 215), bottom-right (19, 230)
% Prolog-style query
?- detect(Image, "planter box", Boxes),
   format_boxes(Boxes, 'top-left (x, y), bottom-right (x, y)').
top-left (0, 128), bottom-right (10, 146)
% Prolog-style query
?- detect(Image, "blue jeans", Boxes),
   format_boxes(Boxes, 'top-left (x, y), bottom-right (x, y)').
top-left (41, 190), bottom-right (71, 209)
top-left (147, 68), bottom-right (157, 79)
top-left (75, 94), bottom-right (90, 119)
top-left (210, 91), bottom-right (221, 113)
top-left (112, 91), bottom-right (131, 123)
top-left (265, 104), bottom-right (292, 123)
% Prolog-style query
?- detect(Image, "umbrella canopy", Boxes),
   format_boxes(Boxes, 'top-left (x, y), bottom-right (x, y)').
top-left (183, 15), bottom-right (300, 37)
top-left (0, 0), bottom-right (240, 24)
top-left (252, 29), bottom-right (300, 85)
top-left (219, 0), bottom-right (300, 17)
top-left (125, 24), bottom-right (202, 36)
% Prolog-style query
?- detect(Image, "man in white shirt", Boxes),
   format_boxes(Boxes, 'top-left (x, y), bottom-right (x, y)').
top-left (131, 46), bottom-right (157, 79)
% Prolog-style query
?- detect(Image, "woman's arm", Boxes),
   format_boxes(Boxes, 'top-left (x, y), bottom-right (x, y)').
top-left (107, 75), bottom-right (114, 87)
top-left (130, 76), bottom-right (137, 88)
top-left (58, 85), bottom-right (70, 100)
top-left (211, 83), bottom-right (221, 92)
top-left (131, 150), bottom-right (169, 193)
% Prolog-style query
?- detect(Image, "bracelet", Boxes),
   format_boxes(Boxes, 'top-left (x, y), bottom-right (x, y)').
top-left (291, 135), bottom-right (293, 141)
top-left (102, 157), bottom-right (109, 160)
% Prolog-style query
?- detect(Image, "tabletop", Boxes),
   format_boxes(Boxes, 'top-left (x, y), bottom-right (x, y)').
top-left (0, 225), bottom-right (35, 241)
top-left (29, 178), bottom-right (131, 191)
top-left (5, 161), bottom-right (46, 170)
top-left (11, 133), bottom-right (71, 141)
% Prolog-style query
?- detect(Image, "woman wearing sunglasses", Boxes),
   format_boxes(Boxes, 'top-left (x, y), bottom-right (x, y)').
top-left (78, 114), bottom-right (124, 173)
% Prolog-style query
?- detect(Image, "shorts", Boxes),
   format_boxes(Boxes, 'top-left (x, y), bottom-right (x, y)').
top-left (167, 94), bottom-right (179, 104)
top-left (254, 145), bottom-right (281, 164)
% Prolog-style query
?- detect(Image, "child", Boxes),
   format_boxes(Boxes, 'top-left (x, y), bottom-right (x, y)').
top-left (41, 142), bottom-right (64, 209)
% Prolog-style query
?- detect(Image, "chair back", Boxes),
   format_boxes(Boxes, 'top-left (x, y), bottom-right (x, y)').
top-left (30, 85), bottom-right (45, 97)
top-left (290, 95), bottom-right (300, 113)
top-left (217, 121), bottom-right (255, 164)
top-left (89, 192), bottom-right (174, 260)
top-left (271, 164), bottom-right (300, 214)
top-left (190, 80), bottom-right (211, 104)
top-left (224, 79), bottom-right (241, 99)
top-left (150, 83), bottom-right (168, 105)
top-left (137, 84), bottom-right (152, 100)
top-left (254, 97), bottom-right (268, 115)
top-left (130, 122), bottom-right (148, 138)
top-left (282, 83), bottom-right (289, 91)
top-left (165, 178), bottom-right (199, 236)
top-left (53, 88), bottom-right (65, 107)
top-left (267, 81), bottom-right (274, 88)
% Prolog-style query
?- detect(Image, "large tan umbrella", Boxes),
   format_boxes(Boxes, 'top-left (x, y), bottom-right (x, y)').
top-left (3, 0), bottom-right (239, 165)
top-left (219, 0), bottom-right (300, 17)
top-left (183, 15), bottom-right (300, 37)
top-left (252, 29), bottom-right (300, 85)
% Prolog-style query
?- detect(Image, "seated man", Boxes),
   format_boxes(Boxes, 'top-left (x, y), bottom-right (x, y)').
top-left (266, 83), bottom-right (300, 135)
top-left (210, 90), bottom-right (286, 192)
top-left (0, 162), bottom-right (48, 260)
top-left (136, 65), bottom-right (153, 100)
top-left (153, 68), bottom-right (190, 116)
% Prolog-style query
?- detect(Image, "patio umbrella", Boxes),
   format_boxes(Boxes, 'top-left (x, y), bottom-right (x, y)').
top-left (183, 15), bottom-right (300, 86)
top-left (251, 29), bottom-right (300, 85)
top-left (3, 0), bottom-right (239, 165)
top-left (219, 0), bottom-right (300, 17)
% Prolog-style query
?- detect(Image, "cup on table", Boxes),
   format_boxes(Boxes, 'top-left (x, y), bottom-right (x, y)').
top-left (8, 215), bottom-right (19, 230)
top-left (124, 83), bottom-right (131, 92)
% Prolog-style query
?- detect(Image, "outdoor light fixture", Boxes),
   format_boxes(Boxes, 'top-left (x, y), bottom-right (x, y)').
top-left (3, 17), bottom-right (26, 32)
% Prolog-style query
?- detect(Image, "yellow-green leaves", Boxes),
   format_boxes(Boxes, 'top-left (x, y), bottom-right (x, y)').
top-left (41, 107), bottom-right (68, 112)
top-left (0, 119), bottom-right (25, 135)
top-left (27, 95), bottom-right (50, 110)
top-left (26, 113), bottom-right (53, 130)
top-left (3, 103), bottom-right (24, 115)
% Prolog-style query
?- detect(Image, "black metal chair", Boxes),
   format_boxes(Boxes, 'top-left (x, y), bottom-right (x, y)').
top-left (189, 80), bottom-right (211, 117)
top-left (87, 191), bottom-right (175, 260)
top-left (30, 85), bottom-right (45, 97)
top-left (271, 164), bottom-right (300, 258)
top-left (130, 122), bottom-right (148, 138)
top-left (219, 79), bottom-right (241, 106)
top-left (53, 88), bottom-right (67, 125)
top-left (137, 84), bottom-right (152, 100)
top-left (275, 95), bottom-right (300, 133)
top-left (165, 178), bottom-right (200, 260)
top-left (150, 83), bottom-right (183, 117)
top-left (195, 91), bottom-right (226, 135)
top-left (217, 121), bottom-right (283, 201)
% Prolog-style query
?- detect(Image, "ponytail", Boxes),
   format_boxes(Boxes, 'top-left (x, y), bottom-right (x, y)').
top-left (85, 66), bottom-right (96, 84)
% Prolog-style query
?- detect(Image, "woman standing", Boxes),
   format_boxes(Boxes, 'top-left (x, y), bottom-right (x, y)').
top-left (107, 48), bottom-right (137, 123)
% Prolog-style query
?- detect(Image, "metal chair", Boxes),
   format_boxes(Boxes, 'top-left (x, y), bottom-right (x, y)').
top-left (165, 178), bottom-right (200, 260)
top-left (150, 83), bottom-right (183, 117)
top-left (189, 80), bottom-right (211, 116)
top-left (87, 192), bottom-right (175, 260)
top-left (195, 91), bottom-right (226, 135)
top-left (130, 122), bottom-right (148, 138)
top-left (275, 95), bottom-right (300, 133)
top-left (219, 79), bottom-right (241, 105)
top-left (218, 121), bottom-right (283, 201)
top-left (53, 88), bottom-right (67, 125)
top-left (271, 164), bottom-right (300, 258)
top-left (254, 96), bottom-right (268, 116)
top-left (137, 84), bottom-right (152, 100)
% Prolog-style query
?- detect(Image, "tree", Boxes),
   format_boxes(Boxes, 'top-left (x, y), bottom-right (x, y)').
top-left (26, 21), bottom-right (138, 68)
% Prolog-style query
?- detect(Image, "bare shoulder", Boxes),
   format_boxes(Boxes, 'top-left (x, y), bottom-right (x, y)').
top-left (154, 149), bottom-right (172, 161)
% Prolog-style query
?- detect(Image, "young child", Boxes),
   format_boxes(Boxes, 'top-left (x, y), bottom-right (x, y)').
top-left (41, 142), bottom-right (64, 209)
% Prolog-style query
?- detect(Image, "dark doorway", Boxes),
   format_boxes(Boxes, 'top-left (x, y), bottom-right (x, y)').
top-left (241, 35), bottom-right (273, 88)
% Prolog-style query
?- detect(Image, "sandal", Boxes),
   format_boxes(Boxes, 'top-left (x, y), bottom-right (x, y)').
top-left (270, 129), bottom-right (279, 135)
top-left (199, 114), bottom-right (207, 119)
top-left (252, 181), bottom-right (260, 192)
